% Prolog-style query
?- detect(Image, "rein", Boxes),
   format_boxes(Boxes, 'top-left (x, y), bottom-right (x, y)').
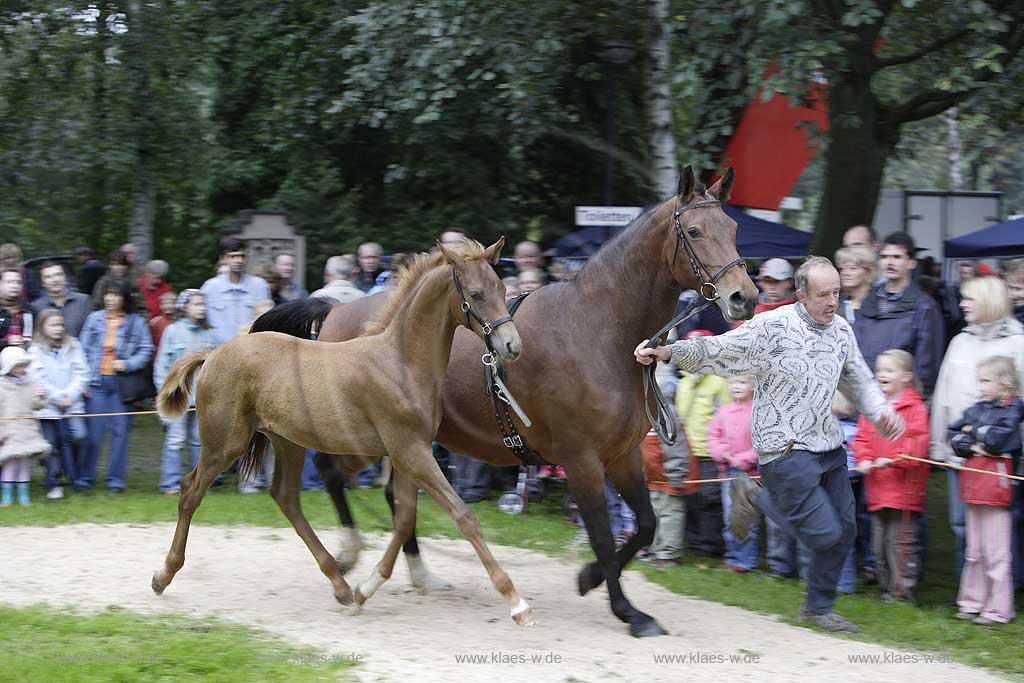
top-left (642, 196), bottom-right (747, 445)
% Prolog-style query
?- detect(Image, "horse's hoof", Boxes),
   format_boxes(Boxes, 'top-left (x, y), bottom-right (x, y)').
top-left (334, 589), bottom-right (354, 607)
top-left (346, 603), bottom-right (363, 616)
top-left (512, 606), bottom-right (537, 627)
top-left (577, 562), bottom-right (603, 596)
top-left (151, 573), bottom-right (166, 596)
top-left (629, 617), bottom-right (668, 638)
top-left (413, 574), bottom-right (454, 595)
top-left (334, 549), bottom-right (361, 575)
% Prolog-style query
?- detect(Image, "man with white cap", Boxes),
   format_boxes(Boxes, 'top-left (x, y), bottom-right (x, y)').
top-left (757, 258), bottom-right (795, 311)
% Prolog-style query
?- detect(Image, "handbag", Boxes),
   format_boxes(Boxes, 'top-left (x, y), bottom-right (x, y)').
top-left (113, 315), bottom-right (156, 404)
top-left (960, 455), bottom-right (1013, 507)
top-left (116, 363), bottom-right (156, 404)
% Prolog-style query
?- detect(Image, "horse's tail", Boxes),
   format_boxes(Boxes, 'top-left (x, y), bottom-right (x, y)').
top-left (237, 433), bottom-right (271, 484)
top-left (156, 352), bottom-right (209, 419)
top-left (250, 297), bottom-right (336, 339)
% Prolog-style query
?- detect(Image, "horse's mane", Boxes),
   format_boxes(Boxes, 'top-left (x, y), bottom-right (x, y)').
top-left (364, 239), bottom-right (488, 335)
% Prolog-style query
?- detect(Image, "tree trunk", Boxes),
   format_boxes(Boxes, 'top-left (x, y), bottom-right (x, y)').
top-left (125, 0), bottom-right (155, 263)
top-left (946, 107), bottom-right (963, 191)
top-left (810, 72), bottom-right (898, 258)
top-left (88, 1), bottom-right (110, 249)
top-left (645, 0), bottom-right (677, 200)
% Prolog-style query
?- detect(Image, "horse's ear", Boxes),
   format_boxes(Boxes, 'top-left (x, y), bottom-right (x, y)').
top-left (483, 236), bottom-right (505, 265)
top-left (436, 240), bottom-right (460, 266)
top-left (707, 167), bottom-right (734, 202)
top-left (677, 165), bottom-right (697, 201)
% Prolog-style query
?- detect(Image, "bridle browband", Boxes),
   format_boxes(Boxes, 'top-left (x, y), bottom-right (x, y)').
top-left (643, 195), bottom-right (747, 445)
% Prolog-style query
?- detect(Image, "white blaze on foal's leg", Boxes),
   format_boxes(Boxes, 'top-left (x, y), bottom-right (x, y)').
top-left (350, 567), bottom-right (389, 614)
top-left (511, 597), bottom-right (536, 626)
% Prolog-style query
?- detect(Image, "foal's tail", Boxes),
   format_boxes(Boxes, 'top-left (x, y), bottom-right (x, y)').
top-left (156, 352), bottom-right (209, 419)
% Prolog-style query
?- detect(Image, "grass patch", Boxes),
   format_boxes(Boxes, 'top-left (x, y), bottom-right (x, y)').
top-left (4, 415), bottom-right (1023, 676)
top-left (0, 604), bottom-right (358, 682)
top-left (2, 415), bottom-right (579, 554)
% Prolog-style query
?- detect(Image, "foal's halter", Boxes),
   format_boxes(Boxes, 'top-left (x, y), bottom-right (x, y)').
top-left (453, 269), bottom-right (545, 465)
top-left (642, 196), bottom-right (747, 445)
top-left (451, 269), bottom-right (515, 342)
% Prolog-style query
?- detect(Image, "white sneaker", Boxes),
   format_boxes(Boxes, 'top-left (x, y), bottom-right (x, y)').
top-left (46, 487), bottom-right (64, 500)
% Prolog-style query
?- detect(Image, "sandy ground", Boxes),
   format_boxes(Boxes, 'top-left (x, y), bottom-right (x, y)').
top-left (0, 523), bottom-right (1010, 683)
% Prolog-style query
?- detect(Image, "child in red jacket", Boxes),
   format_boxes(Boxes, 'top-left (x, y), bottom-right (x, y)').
top-left (950, 355), bottom-right (1023, 625)
top-left (853, 350), bottom-right (930, 603)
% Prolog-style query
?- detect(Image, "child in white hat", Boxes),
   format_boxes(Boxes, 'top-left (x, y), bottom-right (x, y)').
top-left (0, 346), bottom-right (50, 506)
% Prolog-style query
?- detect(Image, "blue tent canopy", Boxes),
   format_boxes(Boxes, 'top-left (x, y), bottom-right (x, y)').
top-left (724, 205), bottom-right (810, 258)
top-left (944, 217), bottom-right (1024, 258)
top-left (555, 205), bottom-right (810, 259)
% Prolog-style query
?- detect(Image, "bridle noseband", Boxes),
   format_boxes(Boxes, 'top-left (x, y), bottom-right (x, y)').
top-left (672, 197), bottom-right (747, 301)
top-left (451, 269), bottom-right (514, 344)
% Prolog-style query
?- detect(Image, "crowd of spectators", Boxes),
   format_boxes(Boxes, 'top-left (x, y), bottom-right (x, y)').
top-left (1, 226), bottom-right (1022, 628)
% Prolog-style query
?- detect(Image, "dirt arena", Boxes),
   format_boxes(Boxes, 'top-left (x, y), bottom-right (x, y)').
top-left (0, 524), bottom-right (1010, 682)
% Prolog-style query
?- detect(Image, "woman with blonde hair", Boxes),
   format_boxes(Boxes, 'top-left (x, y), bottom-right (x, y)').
top-left (931, 275), bottom-right (1024, 587)
top-left (834, 245), bottom-right (878, 322)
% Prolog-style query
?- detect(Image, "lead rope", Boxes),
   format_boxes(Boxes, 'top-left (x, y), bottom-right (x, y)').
top-left (642, 295), bottom-right (714, 445)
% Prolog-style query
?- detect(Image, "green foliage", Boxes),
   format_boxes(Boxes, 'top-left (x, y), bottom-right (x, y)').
top-left (1, 1), bottom-right (1021, 277)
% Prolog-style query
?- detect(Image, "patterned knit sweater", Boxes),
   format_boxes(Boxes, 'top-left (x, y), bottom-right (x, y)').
top-left (670, 302), bottom-right (890, 465)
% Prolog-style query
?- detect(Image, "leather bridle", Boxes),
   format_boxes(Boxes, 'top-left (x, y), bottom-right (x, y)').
top-left (671, 197), bottom-right (747, 302)
top-left (451, 269), bottom-right (515, 344)
top-left (643, 196), bottom-right (748, 445)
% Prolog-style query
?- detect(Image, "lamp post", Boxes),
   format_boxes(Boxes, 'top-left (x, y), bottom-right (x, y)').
top-left (596, 40), bottom-right (637, 207)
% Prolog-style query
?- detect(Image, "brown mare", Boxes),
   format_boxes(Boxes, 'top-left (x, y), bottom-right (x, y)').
top-left (150, 238), bottom-right (538, 626)
top-left (255, 166), bottom-right (758, 637)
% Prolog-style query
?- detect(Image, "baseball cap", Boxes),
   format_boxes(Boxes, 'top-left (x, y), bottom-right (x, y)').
top-left (758, 258), bottom-right (794, 281)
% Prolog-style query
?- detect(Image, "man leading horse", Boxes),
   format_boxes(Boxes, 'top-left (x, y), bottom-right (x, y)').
top-left (636, 255), bottom-right (906, 633)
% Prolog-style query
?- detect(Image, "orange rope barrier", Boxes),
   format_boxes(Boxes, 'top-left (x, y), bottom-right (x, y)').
top-left (0, 407), bottom-right (195, 421)
top-left (900, 454), bottom-right (1024, 482)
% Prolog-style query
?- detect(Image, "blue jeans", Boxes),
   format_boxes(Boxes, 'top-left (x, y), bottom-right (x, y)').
top-left (160, 413), bottom-right (200, 493)
top-left (452, 453), bottom-right (489, 502)
top-left (301, 449), bottom-right (325, 491)
top-left (946, 468), bottom-right (966, 581)
top-left (850, 475), bottom-right (876, 573)
top-left (40, 418), bottom-right (87, 490)
top-left (81, 376), bottom-right (133, 490)
top-left (766, 516), bottom-right (801, 576)
top-left (755, 448), bottom-right (856, 615)
top-left (578, 480), bottom-right (636, 538)
top-left (722, 468), bottom-right (760, 570)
